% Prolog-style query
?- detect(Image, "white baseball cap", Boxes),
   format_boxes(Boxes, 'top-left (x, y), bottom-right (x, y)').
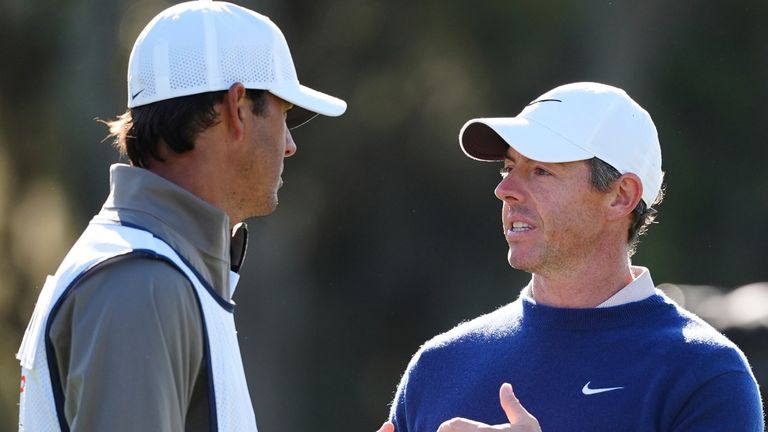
top-left (459, 82), bottom-right (663, 206)
top-left (126, 0), bottom-right (347, 128)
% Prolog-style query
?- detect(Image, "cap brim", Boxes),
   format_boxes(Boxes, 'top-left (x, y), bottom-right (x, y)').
top-left (270, 83), bottom-right (347, 129)
top-left (459, 117), bottom-right (593, 163)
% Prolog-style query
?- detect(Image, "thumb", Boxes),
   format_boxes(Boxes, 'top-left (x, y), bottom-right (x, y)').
top-left (376, 421), bottom-right (395, 432)
top-left (499, 383), bottom-right (533, 424)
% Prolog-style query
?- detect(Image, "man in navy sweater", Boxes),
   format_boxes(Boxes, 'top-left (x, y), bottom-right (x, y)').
top-left (383, 82), bottom-right (764, 431)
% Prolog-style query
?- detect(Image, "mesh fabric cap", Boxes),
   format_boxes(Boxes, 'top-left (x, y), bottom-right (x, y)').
top-left (127, 0), bottom-right (346, 128)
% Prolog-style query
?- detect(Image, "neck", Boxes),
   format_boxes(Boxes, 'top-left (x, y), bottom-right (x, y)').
top-left (529, 248), bottom-right (634, 308)
top-left (145, 135), bottom-right (239, 229)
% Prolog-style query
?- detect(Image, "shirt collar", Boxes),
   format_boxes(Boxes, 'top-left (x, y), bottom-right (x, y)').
top-left (521, 266), bottom-right (656, 308)
top-left (98, 164), bottom-right (242, 299)
top-left (597, 266), bottom-right (656, 307)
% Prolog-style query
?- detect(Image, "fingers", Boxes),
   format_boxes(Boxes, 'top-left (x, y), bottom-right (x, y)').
top-left (499, 383), bottom-right (541, 431)
top-left (430, 384), bottom-right (543, 432)
top-left (376, 421), bottom-right (395, 432)
top-left (436, 417), bottom-right (494, 432)
top-left (499, 383), bottom-right (523, 422)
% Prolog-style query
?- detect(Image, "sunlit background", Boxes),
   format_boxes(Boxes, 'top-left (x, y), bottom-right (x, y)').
top-left (1, 1), bottom-right (767, 430)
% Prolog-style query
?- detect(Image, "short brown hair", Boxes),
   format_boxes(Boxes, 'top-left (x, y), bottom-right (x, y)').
top-left (105, 89), bottom-right (267, 167)
top-left (586, 157), bottom-right (664, 255)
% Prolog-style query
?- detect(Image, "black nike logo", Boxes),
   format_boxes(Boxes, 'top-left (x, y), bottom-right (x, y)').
top-left (526, 98), bottom-right (562, 106)
top-left (132, 89), bottom-right (145, 99)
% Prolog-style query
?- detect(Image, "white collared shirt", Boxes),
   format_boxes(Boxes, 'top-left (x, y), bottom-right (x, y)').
top-left (521, 266), bottom-right (656, 307)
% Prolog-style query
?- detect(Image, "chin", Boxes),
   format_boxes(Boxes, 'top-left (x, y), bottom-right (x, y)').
top-left (247, 196), bottom-right (279, 218)
top-left (260, 203), bottom-right (279, 216)
top-left (507, 249), bottom-right (537, 272)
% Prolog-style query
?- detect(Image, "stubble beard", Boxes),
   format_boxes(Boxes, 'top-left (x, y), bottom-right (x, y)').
top-left (506, 240), bottom-right (573, 279)
top-left (507, 231), bottom-right (597, 280)
top-left (256, 194), bottom-right (279, 217)
top-left (243, 189), bottom-right (279, 219)
top-left (506, 244), bottom-right (538, 274)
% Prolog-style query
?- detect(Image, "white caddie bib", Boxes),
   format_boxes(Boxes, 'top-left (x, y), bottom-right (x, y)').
top-left (16, 219), bottom-right (257, 431)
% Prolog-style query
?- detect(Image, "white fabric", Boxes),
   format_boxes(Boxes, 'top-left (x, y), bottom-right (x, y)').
top-left (126, 0), bottom-right (346, 121)
top-left (596, 266), bottom-right (656, 308)
top-left (459, 82), bottom-right (663, 206)
top-left (17, 220), bottom-right (257, 431)
top-left (521, 266), bottom-right (656, 308)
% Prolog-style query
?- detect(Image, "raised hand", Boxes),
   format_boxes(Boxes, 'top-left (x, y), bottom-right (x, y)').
top-left (436, 383), bottom-right (541, 432)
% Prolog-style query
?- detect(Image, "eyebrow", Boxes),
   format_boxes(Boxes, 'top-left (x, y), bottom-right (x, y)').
top-left (503, 154), bottom-right (524, 164)
top-left (502, 155), bottom-right (567, 172)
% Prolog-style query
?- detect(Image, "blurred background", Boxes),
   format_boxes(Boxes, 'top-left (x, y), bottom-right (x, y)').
top-left (1, 0), bottom-right (767, 430)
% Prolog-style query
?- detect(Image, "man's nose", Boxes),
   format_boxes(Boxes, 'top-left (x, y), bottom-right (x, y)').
top-left (494, 172), bottom-right (525, 203)
top-left (285, 130), bottom-right (297, 157)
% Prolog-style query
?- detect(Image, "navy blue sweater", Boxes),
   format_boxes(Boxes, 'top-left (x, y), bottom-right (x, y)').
top-left (390, 293), bottom-right (764, 431)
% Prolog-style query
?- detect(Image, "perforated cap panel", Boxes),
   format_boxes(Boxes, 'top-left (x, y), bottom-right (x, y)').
top-left (126, 1), bottom-right (346, 125)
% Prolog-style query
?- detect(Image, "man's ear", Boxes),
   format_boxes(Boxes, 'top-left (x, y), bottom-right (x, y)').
top-left (222, 82), bottom-right (248, 141)
top-left (607, 173), bottom-right (643, 221)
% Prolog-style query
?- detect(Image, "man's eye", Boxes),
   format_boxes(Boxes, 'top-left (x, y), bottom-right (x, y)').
top-left (534, 167), bottom-right (551, 176)
top-left (499, 166), bottom-right (512, 178)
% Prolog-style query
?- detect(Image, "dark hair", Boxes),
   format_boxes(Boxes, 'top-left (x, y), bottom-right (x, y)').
top-left (105, 89), bottom-right (267, 167)
top-left (586, 157), bottom-right (664, 255)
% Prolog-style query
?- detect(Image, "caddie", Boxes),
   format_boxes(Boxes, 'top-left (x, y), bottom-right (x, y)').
top-left (17, 1), bottom-right (346, 430)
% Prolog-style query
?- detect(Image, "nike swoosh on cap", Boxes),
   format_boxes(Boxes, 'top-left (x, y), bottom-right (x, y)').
top-left (526, 98), bottom-right (562, 106)
top-left (582, 381), bottom-right (624, 395)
